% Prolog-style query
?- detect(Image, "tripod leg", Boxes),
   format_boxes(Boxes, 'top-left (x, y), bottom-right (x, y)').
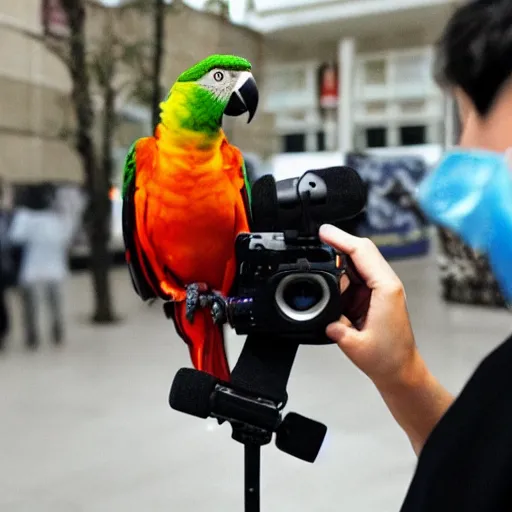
top-left (244, 443), bottom-right (260, 512)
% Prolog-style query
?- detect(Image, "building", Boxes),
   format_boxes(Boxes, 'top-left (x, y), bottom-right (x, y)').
top-left (0, 0), bottom-right (464, 186)
top-left (0, 0), bottom-right (274, 185)
top-left (240, 0), bottom-right (462, 155)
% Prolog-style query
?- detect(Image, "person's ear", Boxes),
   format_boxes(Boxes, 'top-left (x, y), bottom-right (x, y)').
top-left (454, 87), bottom-right (473, 129)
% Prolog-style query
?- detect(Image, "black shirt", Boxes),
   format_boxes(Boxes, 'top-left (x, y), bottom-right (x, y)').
top-left (401, 334), bottom-right (512, 511)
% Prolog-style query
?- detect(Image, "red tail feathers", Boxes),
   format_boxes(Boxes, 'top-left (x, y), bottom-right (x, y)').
top-left (173, 301), bottom-right (230, 382)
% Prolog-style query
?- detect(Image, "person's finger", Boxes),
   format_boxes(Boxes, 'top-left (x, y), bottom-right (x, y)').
top-left (340, 274), bottom-right (350, 294)
top-left (326, 322), bottom-right (364, 352)
top-left (319, 224), bottom-right (400, 290)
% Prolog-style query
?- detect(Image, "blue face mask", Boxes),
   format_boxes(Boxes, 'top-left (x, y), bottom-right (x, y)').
top-left (417, 149), bottom-right (512, 304)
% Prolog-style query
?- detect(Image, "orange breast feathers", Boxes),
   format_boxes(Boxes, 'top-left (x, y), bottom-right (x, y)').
top-left (133, 134), bottom-right (250, 303)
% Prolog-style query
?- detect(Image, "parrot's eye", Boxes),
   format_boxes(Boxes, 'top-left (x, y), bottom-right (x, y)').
top-left (213, 71), bottom-right (224, 82)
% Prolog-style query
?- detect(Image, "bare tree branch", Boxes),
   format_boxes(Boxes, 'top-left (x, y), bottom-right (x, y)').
top-left (0, 16), bottom-right (71, 67)
top-left (152, 0), bottom-right (165, 129)
top-left (0, 125), bottom-right (75, 142)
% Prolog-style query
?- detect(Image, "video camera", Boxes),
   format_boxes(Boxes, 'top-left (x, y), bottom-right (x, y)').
top-left (220, 166), bottom-right (366, 343)
top-left (225, 231), bottom-right (344, 342)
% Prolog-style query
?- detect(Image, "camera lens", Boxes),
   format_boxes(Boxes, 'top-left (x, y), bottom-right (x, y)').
top-left (282, 278), bottom-right (324, 312)
top-left (275, 273), bottom-right (330, 322)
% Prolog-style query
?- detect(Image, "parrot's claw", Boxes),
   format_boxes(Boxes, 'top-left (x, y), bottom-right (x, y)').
top-left (185, 283), bottom-right (206, 323)
top-left (185, 283), bottom-right (228, 325)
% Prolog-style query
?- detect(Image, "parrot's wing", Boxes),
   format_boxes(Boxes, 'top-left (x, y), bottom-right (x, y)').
top-left (224, 156), bottom-right (254, 297)
top-left (241, 159), bottom-right (253, 228)
top-left (122, 140), bottom-right (161, 301)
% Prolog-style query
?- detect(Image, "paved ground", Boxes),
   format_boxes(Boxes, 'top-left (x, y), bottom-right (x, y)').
top-left (1, 254), bottom-right (511, 512)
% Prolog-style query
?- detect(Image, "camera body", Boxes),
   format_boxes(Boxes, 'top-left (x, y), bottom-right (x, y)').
top-left (221, 167), bottom-right (366, 344)
top-left (227, 231), bottom-right (345, 344)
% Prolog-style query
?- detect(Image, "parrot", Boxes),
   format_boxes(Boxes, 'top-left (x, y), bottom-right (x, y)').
top-left (121, 55), bottom-right (258, 382)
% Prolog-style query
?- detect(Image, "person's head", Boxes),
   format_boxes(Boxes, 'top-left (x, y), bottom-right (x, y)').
top-left (434, 0), bottom-right (512, 151)
top-left (419, 1), bottom-right (512, 304)
top-left (26, 183), bottom-right (56, 211)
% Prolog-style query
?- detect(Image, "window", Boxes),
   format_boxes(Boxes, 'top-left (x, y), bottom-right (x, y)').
top-left (398, 100), bottom-right (425, 115)
top-left (317, 131), bottom-right (326, 152)
top-left (366, 127), bottom-right (387, 148)
top-left (400, 125), bottom-right (426, 146)
top-left (268, 68), bottom-right (307, 94)
top-left (364, 60), bottom-right (387, 85)
top-left (393, 54), bottom-right (428, 86)
top-left (283, 133), bottom-right (306, 153)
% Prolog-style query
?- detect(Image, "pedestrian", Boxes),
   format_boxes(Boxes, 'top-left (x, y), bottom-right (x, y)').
top-left (0, 177), bottom-right (15, 349)
top-left (8, 184), bottom-right (74, 349)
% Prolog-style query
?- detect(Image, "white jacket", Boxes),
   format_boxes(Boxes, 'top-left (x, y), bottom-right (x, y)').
top-left (8, 208), bottom-right (74, 284)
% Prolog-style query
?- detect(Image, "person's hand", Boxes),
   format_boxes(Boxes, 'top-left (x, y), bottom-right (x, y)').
top-left (320, 224), bottom-right (420, 388)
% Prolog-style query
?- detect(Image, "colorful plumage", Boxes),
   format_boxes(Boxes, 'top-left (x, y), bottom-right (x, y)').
top-left (122, 55), bottom-right (258, 382)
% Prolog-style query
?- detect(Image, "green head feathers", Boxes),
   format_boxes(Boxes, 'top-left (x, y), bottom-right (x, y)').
top-left (177, 55), bottom-right (251, 83)
top-left (160, 54), bottom-right (259, 137)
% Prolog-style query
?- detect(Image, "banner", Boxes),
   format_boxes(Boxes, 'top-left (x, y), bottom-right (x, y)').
top-left (317, 62), bottom-right (339, 111)
top-left (41, 0), bottom-right (70, 39)
top-left (346, 152), bottom-right (430, 259)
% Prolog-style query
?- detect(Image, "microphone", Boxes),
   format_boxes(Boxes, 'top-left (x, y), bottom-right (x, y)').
top-left (251, 166), bottom-right (366, 232)
top-left (169, 368), bottom-right (281, 432)
top-left (169, 368), bottom-right (328, 463)
top-left (275, 412), bottom-right (327, 463)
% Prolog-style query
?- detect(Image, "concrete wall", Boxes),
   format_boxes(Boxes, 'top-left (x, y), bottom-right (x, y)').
top-left (0, 0), bottom-right (275, 184)
top-left (0, 0), bottom-right (78, 182)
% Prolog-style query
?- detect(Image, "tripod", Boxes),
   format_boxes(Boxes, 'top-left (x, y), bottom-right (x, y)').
top-left (244, 443), bottom-right (262, 512)
top-left (170, 334), bottom-right (328, 512)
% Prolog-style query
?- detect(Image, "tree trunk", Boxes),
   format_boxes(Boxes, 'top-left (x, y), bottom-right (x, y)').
top-left (151, 0), bottom-right (165, 130)
top-left (60, 0), bottom-right (117, 323)
top-left (88, 83), bottom-right (116, 324)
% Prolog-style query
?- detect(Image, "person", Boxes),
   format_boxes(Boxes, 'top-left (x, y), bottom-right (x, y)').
top-left (0, 178), bottom-right (14, 348)
top-left (8, 184), bottom-right (74, 349)
top-left (320, 1), bottom-right (512, 510)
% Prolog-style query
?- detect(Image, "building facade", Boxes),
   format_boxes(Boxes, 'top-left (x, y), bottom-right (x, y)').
top-left (0, 0), bottom-right (274, 184)
top-left (0, 0), bottom-right (464, 185)
top-left (242, 0), bottom-right (462, 155)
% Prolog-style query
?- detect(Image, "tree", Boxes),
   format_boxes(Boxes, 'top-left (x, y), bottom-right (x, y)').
top-left (3, 1), bottom-right (165, 323)
top-left (43, 0), bottom-right (159, 323)
top-left (151, 0), bottom-right (165, 130)
top-left (54, 0), bottom-right (116, 323)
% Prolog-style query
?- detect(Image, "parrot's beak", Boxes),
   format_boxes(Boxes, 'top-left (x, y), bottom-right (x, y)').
top-left (224, 71), bottom-right (259, 124)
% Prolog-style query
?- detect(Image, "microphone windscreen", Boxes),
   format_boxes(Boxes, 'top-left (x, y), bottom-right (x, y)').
top-left (275, 412), bottom-right (327, 463)
top-left (277, 166), bottom-right (366, 230)
top-left (312, 166), bottom-right (367, 222)
top-left (251, 174), bottom-right (279, 232)
top-left (251, 166), bottom-right (366, 232)
top-left (169, 368), bottom-right (218, 419)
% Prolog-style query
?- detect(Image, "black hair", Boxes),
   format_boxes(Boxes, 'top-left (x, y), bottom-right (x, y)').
top-left (434, 0), bottom-right (512, 117)
top-left (23, 183), bottom-right (56, 211)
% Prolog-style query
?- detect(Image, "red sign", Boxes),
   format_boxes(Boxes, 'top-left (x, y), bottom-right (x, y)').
top-left (318, 62), bottom-right (339, 110)
top-left (42, 0), bottom-right (70, 39)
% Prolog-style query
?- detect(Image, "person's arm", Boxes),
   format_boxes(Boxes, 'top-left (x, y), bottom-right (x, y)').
top-left (7, 209), bottom-right (30, 244)
top-left (374, 355), bottom-right (454, 455)
top-left (319, 225), bottom-right (454, 455)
